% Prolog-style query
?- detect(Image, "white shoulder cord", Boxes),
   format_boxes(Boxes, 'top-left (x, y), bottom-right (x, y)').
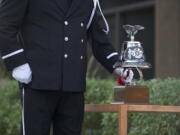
top-left (86, 0), bottom-right (97, 30)
top-left (86, 0), bottom-right (110, 35)
top-left (96, 0), bottom-right (110, 34)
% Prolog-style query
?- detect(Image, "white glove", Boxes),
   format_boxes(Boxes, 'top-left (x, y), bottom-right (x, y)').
top-left (12, 63), bottom-right (32, 84)
top-left (113, 67), bottom-right (134, 83)
top-left (113, 67), bottom-right (124, 76)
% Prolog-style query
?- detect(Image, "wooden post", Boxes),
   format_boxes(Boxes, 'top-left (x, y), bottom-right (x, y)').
top-left (155, 0), bottom-right (180, 77)
top-left (118, 105), bottom-right (128, 135)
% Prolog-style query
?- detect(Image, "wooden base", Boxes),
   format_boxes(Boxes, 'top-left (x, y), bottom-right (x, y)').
top-left (113, 86), bottom-right (149, 104)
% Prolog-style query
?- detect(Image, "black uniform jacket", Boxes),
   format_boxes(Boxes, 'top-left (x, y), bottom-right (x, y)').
top-left (0, 0), bottom-right (119, 91)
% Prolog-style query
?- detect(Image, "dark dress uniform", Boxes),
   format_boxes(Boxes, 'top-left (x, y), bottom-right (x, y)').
top-left (0, 0), bottom-right (119, 134)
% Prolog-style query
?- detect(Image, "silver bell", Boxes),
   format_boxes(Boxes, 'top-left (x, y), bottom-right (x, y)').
top-left (113, 25), bottom-right (151, 69)
top-left (113, 25), bottom-right (152, 85)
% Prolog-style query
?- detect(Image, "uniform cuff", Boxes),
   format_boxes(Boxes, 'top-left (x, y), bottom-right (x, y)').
top-left (104, 54), bottom-right (119, 73)
top-left (3, 51), bottom-right (27, 71)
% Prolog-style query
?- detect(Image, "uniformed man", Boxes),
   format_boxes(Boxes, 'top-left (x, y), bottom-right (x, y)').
top-left (0, 0), bottom-right (133, 135)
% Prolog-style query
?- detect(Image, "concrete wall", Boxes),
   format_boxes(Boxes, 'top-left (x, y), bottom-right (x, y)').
top-left (155, 0), bottom-right (180, 78)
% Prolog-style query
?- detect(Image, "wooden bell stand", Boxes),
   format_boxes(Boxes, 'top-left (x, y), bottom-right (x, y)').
top-left (85, 104), bottom-right (180, 135)
top-left (85, 86), bottom-right (180, 135)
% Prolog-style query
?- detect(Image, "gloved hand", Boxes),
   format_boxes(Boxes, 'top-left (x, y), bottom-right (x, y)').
top-left (12, 63), bottom-right (32, 84)
top-left (122, 69), bottom-right (134, 84)
top-left (113, 67), bottom-right (134, 85)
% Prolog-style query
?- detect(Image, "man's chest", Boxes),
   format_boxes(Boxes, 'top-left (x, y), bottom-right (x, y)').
top-left (27, 0), bottom-right (94, 19)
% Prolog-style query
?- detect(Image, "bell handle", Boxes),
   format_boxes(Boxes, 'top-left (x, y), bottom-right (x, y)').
top-left (136, 67), bottom-right (143, 83)
top-left (120, 67), bottom-right (143, 85)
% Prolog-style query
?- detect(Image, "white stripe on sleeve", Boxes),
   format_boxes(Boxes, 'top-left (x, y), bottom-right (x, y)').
top-left (106, 52), bottom-right (118, 59)
top-left (2, 49), bottom-right (24, 60)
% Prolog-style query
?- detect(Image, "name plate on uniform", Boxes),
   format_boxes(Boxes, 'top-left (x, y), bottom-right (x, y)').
top-left (112, 86), bottom-right (149, 104)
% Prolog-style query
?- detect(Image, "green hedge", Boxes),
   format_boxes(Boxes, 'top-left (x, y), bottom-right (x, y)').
top-left (0, 78), bottom-right (180, 135)
top-left (0, 80), bottom-right (20, 135)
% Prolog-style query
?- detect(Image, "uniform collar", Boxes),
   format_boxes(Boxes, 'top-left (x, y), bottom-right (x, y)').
top-left (55, 0), bottom-right (84, 18)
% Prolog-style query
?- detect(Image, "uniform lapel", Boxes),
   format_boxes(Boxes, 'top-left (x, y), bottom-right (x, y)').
top-left (66, 0), bottom-right (83, 18)
top-left (54, 0), bottom-right (69, 15)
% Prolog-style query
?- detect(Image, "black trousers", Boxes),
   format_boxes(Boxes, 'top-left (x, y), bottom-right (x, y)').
top-left (19, 84), bottom-right (85, 135)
